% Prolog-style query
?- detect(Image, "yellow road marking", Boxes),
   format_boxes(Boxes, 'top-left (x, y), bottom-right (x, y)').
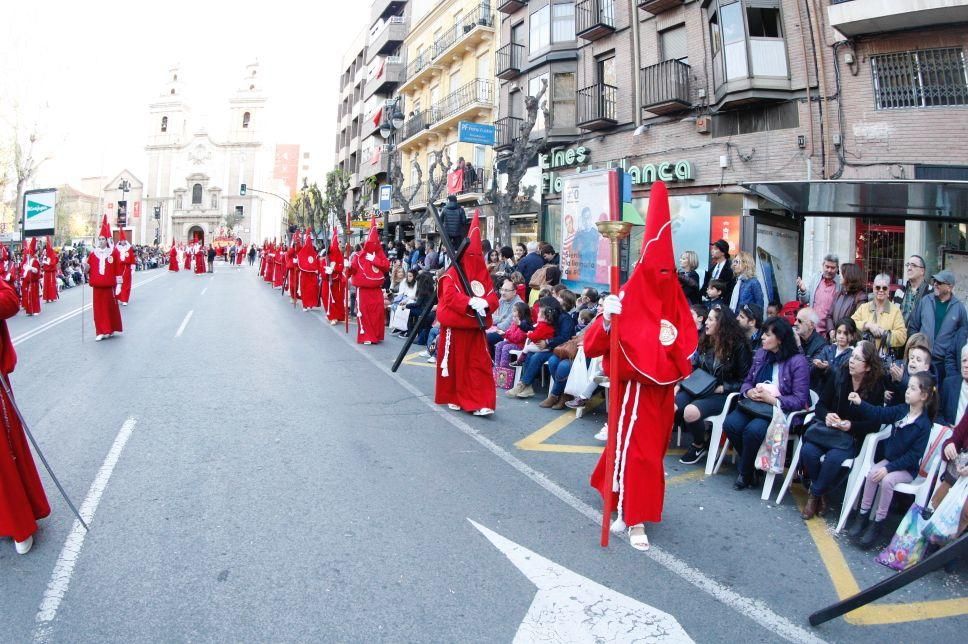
top-left (792, 487), bottom-right (968, 624)
top-left (401, 351), bottom-right (436, 369)
top-left (517, 405), bottom-right (966, 624)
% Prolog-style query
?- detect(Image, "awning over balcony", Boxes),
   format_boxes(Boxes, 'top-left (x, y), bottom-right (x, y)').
top-left (740, 180), bottom-right (968, 221)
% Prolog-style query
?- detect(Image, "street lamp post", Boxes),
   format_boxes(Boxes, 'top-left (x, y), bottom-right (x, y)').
top-left (379, 97), bottom-right (406, 241)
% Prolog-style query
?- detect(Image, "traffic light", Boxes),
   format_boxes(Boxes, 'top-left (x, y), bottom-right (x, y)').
top-left (240, 183), bottom-right (247, 196)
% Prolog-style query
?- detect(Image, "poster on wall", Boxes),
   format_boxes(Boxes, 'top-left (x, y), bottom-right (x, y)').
top-left (627, 195), bottom-right (712, 276)
top-left (943, 250), bottom-right (968, 305)
top-left (710, 215), bottom-right (741, 255)
top-left (755, 222), bottom-right (801, 306)
top-left (22, 188), bottom-right (57, 237)
top-left (560, 170), bottom-right (616, 291)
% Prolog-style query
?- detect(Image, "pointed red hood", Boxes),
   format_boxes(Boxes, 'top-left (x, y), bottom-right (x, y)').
top-left (297, 228), bottom-right (318, 271)
top-left (350, 217), bottom-right (388, 287)
top-left (98, 214), bottom-right (111, 241)
top-left (616, 181), bottom-right (697, 384)
top-left (118, 226), bottom-right (128, 243)
top-left (328, 229), bottom-right (344, 268)
top-left (45, 236), bottom-right (57, 262)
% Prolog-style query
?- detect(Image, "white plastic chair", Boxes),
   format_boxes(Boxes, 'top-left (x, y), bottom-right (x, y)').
top-left (714, 390), bottom-right (819, 501)
top-left (872, 423), bottom-right (952, 511)
top-left (828, 425), bottom-right (893, 533)
top-left (704, 392), bottom-right (740, 476)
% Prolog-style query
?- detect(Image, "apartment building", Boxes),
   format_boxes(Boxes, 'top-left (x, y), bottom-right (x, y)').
top-left (334, 28), bottom-right (370, 216)
top-left (494, 0), bottom-right (968, 295)
top-left (389, 0), bottom-right (500, 237)
top-left (359, 1), bottom-right (412, 219)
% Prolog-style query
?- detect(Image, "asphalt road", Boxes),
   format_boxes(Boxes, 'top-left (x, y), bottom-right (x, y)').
top-left (0, 262), bottom-right (963, 642)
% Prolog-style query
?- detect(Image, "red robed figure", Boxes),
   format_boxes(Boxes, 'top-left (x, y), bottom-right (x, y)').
top-left (194, 245), bottom-right (206, 274)
top-left (297, 229), bottom-right (320, 310)
top-left (346, 217), bottom-right (389, 344)
top-left (0, 277), bottom-right (50, 543)
top-left (115, 228), bottom-right (135, 304)
top-left (41, 237), bottom-right (59, 303)
top-left (87, 216), bottom-right (123, 336)
top-left (20, 238), bottom-right (41, 316)
top-left (272, 245), bottom-right (286, 288)
top-left (325, 231), bottom-right (345, 323)
top-left (287, 238), bottom-right (300, 300)
top-left (236, 241), bottom-right (245, 266)
top-left (168, 242), bottom-right (179, 271)
top-left (183, 245), bottom-right (192, 271)
top-left (434, 210), bottom-right (498, 413)
top-left (586, 181), bottom-right (697, 529)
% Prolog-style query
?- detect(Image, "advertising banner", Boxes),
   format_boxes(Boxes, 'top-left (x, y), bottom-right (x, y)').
top-left (23, 188), bottom-right (57, 237)
top-left (560, 170), bottom-right (616, 292)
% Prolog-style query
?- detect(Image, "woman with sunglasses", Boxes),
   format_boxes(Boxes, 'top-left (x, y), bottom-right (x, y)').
top-left (852, 273), bottom-right (907, 358)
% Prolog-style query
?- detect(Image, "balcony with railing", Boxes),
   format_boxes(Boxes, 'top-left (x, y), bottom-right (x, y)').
top-left (497, 0), bottom-right (527, 13)
top-left (364, 56), bottom-right (405, 98)
top-left (577, 83), bottom-right (618, 130)
top-left (827, 0), bottom-right (968, 37)
top-left (494, 116), bottom-right (524, 150)
top-left (400, 4), bottom-right (494, 92)
top-left (371, 0), bottom-right (408, 25)
top-left (638, 0), bottom-right (683, 14)
top-left (641, 59), bottom-right (691, 115)
top-left (576, 0), bottom-right (615, 42)
top-left (432, 79), bottom-right (496, 133)
top-left (369, 15), bottom-right (408, 58)
top-left (359, 145), bottom-right (389, 180)
top-left (496, 43), bottom-right (525, 80)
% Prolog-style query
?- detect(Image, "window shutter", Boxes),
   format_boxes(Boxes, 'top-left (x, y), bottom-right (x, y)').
top-left (660, 26), bottom-right (688, 62)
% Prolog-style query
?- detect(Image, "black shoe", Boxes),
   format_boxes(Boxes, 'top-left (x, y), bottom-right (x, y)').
top-left (846, 511), bottom-right (870, 539)
top-left (733, 475), bottom-right (750, 490)
top-left (858, 519), bottom-right (885, 549)
top-left (679, 445), bottom-right (707, 465)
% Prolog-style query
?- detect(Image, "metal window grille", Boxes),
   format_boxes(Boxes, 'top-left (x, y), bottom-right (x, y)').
top-left (872, 48), bottom-right (968, 110)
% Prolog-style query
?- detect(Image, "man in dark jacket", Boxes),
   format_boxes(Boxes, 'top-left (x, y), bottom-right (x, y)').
top-left (701, 239), bottom-right (735, 302)
top-left (440, 195), bottom-right (467, 252)
top-left (516, 241), bottom-right (544, 286)
top-left (908, 270), bottom-right (968, 382)
top-left (207, 244), bottom-right (216, 273)
top-left (795, 307), bottom-right (829, 391)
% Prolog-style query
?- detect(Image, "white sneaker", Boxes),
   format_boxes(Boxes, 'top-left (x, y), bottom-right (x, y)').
top-left (419, 351), bottom-right (431, 358)
top-left (95, 334), bottom-right (104, 342)
top-left (15, 535), bottom-right (33, 555)
top-left (363, 341), bottom-right (372, 345)
top-left (594, 425), bottom-right (608, 441)
top-left (121, 301), bottom-right (128, 306)
top-left (330, 320), bottom-right (338, 326)
top-left (447, 403), bottom-right (460, 411)
top-left (426, 356), bottom-right (435, 363)
top-left (473, 408), bottom-right (494, 416)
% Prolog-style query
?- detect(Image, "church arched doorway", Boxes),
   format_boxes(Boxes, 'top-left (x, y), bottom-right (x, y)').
top-left (188, 226), bottom-right (204, 244)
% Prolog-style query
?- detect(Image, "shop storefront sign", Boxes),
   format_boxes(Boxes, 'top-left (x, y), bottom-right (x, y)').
top-left (542, 146), bottom-right (695, 194)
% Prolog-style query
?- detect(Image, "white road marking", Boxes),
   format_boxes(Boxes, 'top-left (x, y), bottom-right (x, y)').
top-left (200, 287), bottom-right (208, 296)
top-left (317, 314), bottom-right (826, 644)
top-left (469, 520), bottom-right (694, 643)
top-left (32, 417), bottom-right (138, 643)
top-left (12, 272), bottom-right (168, 346)
top-left (174, 310), bottom-right (193, 338)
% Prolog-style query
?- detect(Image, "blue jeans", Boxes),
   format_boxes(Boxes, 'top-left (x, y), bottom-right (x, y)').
top-left (521, 351), bottom-right (554, 386)
top-left (723, 409), bottom-right (770, 481)
top-left (801, 440), bottom-right (857, 496)
top-left (545, 355), bottom-right (573, 396)
top-left (426, 327), bottom-right (441, 355)
top-left (486, 332), bottom-right (503, 357)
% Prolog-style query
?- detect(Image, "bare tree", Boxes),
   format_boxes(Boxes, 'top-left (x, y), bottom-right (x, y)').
top-left (12, 123), bottom-right (51, 227)
top-left (322, 169), bottom-right (351, 231)
top-left (491, 79), bottom-right (549, 245)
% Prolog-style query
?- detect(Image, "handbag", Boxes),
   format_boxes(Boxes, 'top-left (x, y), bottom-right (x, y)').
top-left (553, 337), bottom-right (580, 361)
top-left (737, 397), bottom-right (775, 420)
top-left (680, 369), bottom-right (718, 398)
top-left (802, 419), bottom-right (855, 451)
top-left (755, 403), bottom-right (789, 474)
top-left (876, 504), bottom-right (929, 571)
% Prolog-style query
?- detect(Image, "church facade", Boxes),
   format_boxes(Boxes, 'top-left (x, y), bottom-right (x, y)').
top-left (143, 63), bottom-right (284, 247)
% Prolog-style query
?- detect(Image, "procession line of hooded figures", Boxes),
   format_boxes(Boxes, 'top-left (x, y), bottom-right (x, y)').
top-left (2, 183), bottom-right (692, 553)
top-left (253, 187), bottom-right (695, 551)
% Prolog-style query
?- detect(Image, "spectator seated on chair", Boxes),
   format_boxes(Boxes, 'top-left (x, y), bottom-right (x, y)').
top-left (844, 372), bottom-right (937, 548)
top-left (799, 340), bottom-right (886, 520)
top-left (939, 343), bottom-right (968, 427)
top-left (811, 318), bottom-right (858, 392)
top-left (925, 411), bottom-right (968, 543)
top-left (723, 317), bottom-right (810, 492)
top-left (676, 305), bottom-right (752, 466)
top-left (505, 297), bottom-right (576, 400)
top-left (540, 307), bottom-right (595, 411)
top-left (494, 302), bottom-right (533, 369)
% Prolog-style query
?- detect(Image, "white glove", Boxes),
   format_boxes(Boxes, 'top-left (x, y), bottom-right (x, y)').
top-left (325, 265), bottom-right (334, 275)
top-left (365, 252), bottom-right (375, 261)
top-left (468, 297), bottom-right (488, 313)
top-left (602, 294), bottom-right (622, 321)
top-left (115, 284), bottom-right (122, 295)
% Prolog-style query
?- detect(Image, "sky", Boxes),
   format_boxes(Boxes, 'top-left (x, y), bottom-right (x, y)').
top-left (0, 0), bottom-right (371, 191)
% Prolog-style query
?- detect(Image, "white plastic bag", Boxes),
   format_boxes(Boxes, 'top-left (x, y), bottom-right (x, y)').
top-left (389, 305), bottom-right (410, 332)
top-left (563, 347), bottom-right (590, 398)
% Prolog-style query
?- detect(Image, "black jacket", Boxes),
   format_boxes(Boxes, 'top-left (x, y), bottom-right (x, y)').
top-left (701, 261), bottom-right (735, 301)
top-left (440, 202), bottom-right (467, 239)
top-left (692, 341), bottom-right (752, 395)
top-left (815, 366), bottom-right (886, 444)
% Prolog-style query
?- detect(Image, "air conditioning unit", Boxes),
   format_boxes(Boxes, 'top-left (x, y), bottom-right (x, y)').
top-left (695, 116), bottom-right (710, 134)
